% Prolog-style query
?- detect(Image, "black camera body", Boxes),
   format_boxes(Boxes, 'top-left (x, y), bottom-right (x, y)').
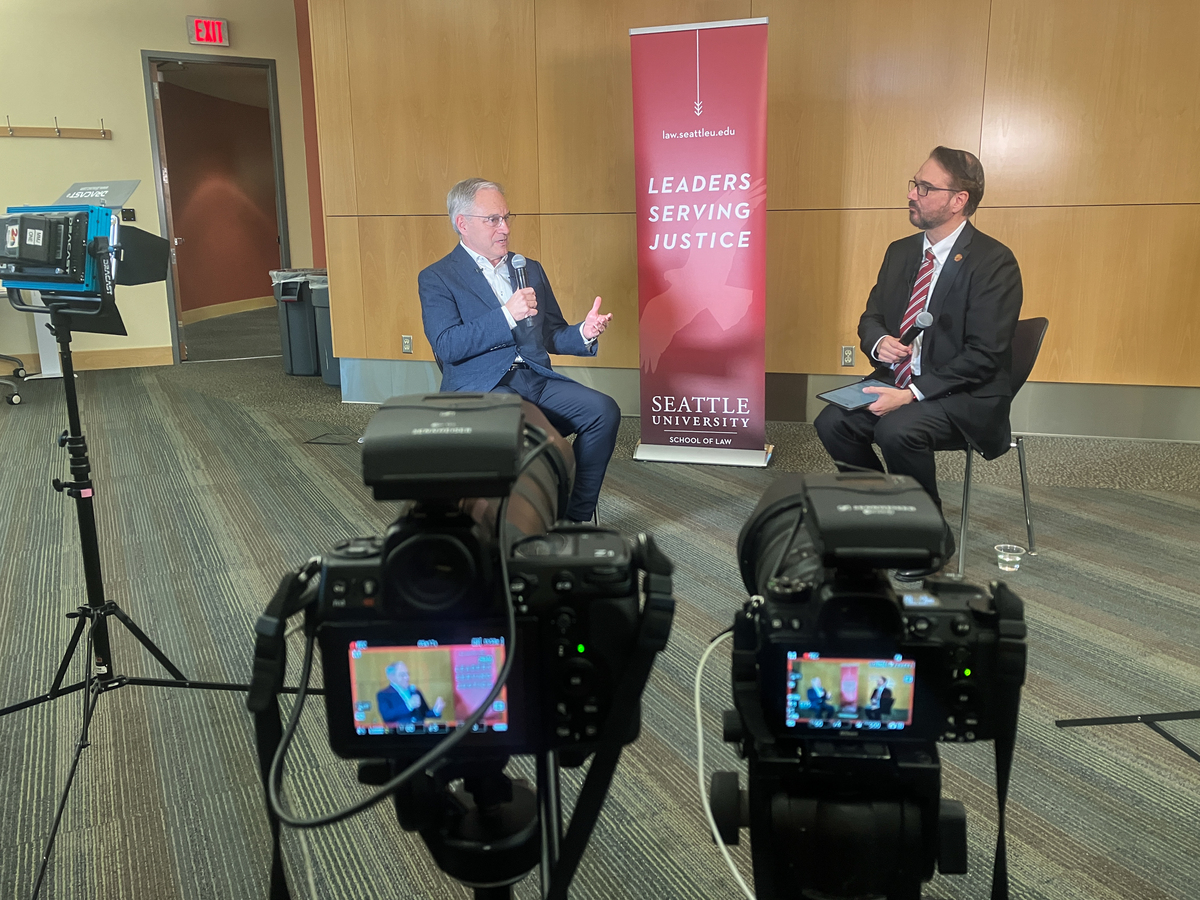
top-left (743, 574), bottom-right (1017, 746)
top-left (307, 393), bottom-right (662, 766)
top-left (715, 473), bottom-right (1026, 899)
top-left (314, 523), bottom-right (643, 763)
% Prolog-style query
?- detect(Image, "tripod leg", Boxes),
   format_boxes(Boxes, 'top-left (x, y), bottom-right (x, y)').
top-left (48, 612), bottom-right (89, 697)
top-left (106, 603), bottom-right (188, 681)
top-left (1145, 721), bottom-right (1200, 765)
top-left (30, 684), bottom-right (101, 900)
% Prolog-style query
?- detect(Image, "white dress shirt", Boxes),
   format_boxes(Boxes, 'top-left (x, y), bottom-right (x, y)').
top-left (871, 218), bottom-right (968, 401)
top-left (460, 242), bottom-right (594, 352)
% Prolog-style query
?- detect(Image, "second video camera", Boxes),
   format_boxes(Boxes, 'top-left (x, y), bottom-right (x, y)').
top-left (711, 472), bottom-right (1027, 900)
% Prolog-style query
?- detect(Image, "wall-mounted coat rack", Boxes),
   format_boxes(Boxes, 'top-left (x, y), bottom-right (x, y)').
top-left (1, 117), bottom-right (111, 140)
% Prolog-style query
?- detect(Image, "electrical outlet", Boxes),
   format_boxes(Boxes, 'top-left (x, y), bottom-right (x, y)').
top-left (402, 335), bottom-right (413, 354)
top-left (841, 346), bottom-right (855, 367)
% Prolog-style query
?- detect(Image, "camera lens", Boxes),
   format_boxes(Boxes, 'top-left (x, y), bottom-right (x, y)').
top-left (385, 533), bottom-right (478, 612)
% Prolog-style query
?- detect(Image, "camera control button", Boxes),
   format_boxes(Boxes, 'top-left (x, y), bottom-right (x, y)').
top-left (555, 609), bottom-right (576, 633)
top-left (951, 616), bottom-right (971, 636)
top-left (555, 725), bottom-right (571, 739)
top-left (361, 579), bottom-right (378, 597)
top-left (554, 571), bottom-right (574, 593)
top-left (584, 724), bottom-right (598, 738)
top-left (331, 580), bottom-right (348, 598)
top-left (509, 577), bottom-right (527, 594)
top-left (563, 659), bottom-right (595, 695)
top-left (910, 617), bottom-right (932, 637)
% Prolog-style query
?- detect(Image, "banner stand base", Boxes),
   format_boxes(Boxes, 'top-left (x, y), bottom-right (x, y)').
top-left (633, 442), bottom-right (773, 467)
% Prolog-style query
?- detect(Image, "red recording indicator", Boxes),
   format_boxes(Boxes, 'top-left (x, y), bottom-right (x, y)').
top-left (187, 16), bottom-right (230, 47)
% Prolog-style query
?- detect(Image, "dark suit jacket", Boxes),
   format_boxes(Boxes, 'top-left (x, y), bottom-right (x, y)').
top-left (418, 244), bottom-right (596, 393)
top-left (377, 685), bottom-right (437, 724)
top-left (858, 222), bottom-right (1023, 459)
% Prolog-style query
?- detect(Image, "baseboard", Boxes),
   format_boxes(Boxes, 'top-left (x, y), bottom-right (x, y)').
top-left (1, 351), bottom-right (40, 375)
top-left (180, 295), bottom-right (275, 326)
top-left (72, 346), bottom-right (174, 371)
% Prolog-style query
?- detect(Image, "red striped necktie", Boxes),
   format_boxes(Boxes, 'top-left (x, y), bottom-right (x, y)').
top-left (894, 249), bottom-right (936, 388)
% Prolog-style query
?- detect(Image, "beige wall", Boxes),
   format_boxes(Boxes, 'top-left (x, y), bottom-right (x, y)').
top-left (311, 0), bottom-right (1200, 388)
top-left (0, 0), bottom-right (312, 367)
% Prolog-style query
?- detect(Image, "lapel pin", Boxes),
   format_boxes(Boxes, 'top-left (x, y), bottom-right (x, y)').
top-left (954, 253), bottom-right (963, 262)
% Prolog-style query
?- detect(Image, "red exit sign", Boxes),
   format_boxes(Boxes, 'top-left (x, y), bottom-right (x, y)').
top-left (186, 16), bottom-right (230, 46)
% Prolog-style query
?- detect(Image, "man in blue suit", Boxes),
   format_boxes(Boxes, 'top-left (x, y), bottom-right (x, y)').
top-left (418, 178), bottom-right (620, 522)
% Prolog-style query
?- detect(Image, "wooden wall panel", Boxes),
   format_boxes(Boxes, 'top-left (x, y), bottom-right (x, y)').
top-left (315, 0), bottom-right (1200, 391)
top-left (324, 217), bottom-right (365, 357)
top-left (757, 0), bottom-right (990, 211)
top-left (308, 0), bottom-right (358, 215)
top-left (353, 216), bottom-right (542, 360)
top-left (982, 0), bottom-right (1200, 207)
top-left (535, 0), bottom-right (750, 214)
top-left (540, 214), bottom-right (640, 368)
top-left (765, 209), bottom-right (910, 375)
top-left (341, 0), bottom-right (540, 216)
top-left (972, 206), bottom-right (1200, 387)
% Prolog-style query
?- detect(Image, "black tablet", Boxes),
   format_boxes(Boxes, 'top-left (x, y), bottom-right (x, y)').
top-left (815, 378), bottom-right (892, 411)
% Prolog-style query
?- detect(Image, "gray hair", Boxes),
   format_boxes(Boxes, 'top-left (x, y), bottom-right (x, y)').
top-left (447, 178), bottom-right (504, 235)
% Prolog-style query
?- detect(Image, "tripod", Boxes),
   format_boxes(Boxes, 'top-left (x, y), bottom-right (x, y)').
top-left (1055, 709), bottom-right (1200, 764)
top-left (1, 284), bottom-right (254, 897)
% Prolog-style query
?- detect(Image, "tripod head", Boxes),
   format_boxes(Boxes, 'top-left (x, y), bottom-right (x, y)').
top-left (362, 755), bottom-right (542, 895)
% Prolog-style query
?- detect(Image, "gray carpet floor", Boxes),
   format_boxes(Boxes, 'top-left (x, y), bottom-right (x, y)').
top-left (1, 358), bottom-right (1198, 900)
top-left (183, 306), bottom-right (282, 363)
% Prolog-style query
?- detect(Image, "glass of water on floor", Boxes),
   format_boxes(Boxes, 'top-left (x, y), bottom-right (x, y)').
top-left (994, 544), bottom-right (1026, 572)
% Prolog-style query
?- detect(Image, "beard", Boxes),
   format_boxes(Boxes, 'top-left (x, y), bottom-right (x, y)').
top-left (909, 201), bottom-right (953, 232)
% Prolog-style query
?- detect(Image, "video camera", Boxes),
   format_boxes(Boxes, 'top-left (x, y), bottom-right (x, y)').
top-left (248, 392), bottom-right (674, 898)
top-left (709, 472), bottom-right (1027, 900)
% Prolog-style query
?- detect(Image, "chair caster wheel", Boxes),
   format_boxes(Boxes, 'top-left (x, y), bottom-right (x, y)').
top-left (13, 367), bottom-right (27, 379)
top-left (5, 393), bottom-right (22, 405)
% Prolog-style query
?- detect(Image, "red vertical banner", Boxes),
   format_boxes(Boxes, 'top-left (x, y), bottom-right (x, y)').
top-left (630, 19), bottom-right (770, 466)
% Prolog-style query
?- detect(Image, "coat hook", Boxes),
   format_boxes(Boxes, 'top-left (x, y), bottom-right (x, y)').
top-left (99, 118), bottom-right (106, 139)
top-left (54, 116), bottom-right (61, 137)
top-left (6, 116), bottom-right (12, 136)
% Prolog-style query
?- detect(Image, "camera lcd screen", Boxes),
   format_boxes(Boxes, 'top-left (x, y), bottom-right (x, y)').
top-left (784, 652), bottom-right (916, 733)
top-left (347, 638), bottom-right (509, 737)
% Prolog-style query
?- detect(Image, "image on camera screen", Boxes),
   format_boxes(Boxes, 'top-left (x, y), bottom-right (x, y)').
top-left (347, 638), bottom-right (509, 736)
top-left (784, 652), bottom-right (916, 732)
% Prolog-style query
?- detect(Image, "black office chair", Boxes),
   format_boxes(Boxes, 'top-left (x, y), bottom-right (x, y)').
top-left (1, 352), bottom-right (26, 405)
top-left (953, 317), bottom-right (1049, 576)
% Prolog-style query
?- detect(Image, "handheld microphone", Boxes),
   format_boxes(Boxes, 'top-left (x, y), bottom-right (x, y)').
top-left (899, 310), bottom-right (934, 346)
top-left (511, 253), bottom-right (533, 328)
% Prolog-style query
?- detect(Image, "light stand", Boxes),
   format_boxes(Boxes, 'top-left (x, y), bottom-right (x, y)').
top-left (1, 245), bottom-right (263, 898)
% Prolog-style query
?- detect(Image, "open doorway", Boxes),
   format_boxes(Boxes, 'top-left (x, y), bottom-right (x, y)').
top-left (142, 52), bottom-right (291, 363)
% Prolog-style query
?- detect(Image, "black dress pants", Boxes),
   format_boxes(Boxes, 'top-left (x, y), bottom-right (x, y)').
top-left (813, 399), bottom-right (963, 508)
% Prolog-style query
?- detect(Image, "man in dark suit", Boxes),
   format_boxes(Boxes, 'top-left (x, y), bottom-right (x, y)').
top-left (815, 147), bottom-right (1023, 566)
top-left (376, 661), bottom-right (445, 726)
top-left (418, 178), bottom-right (619, 522)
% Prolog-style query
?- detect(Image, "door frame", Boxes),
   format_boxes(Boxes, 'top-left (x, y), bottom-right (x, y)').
top-left (140, 50), bottom-right (292, 365)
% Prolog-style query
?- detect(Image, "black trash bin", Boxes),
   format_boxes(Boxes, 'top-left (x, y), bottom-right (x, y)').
top-left (309, 274), bottom-right (340, 387)
top-left (271, 268), bottom-right (323, 376)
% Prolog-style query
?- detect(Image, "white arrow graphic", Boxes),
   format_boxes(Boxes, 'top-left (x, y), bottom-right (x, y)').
top-left (694, 30), bottom-right (703, 116)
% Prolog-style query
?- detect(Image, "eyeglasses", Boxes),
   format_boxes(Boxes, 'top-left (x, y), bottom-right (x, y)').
top-left (908, 180), bottom-right (961, 198)
top-left (464, 213), bottom-right (516, 227)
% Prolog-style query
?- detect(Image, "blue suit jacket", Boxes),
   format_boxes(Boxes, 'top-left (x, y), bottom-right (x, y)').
top-left (418, 244), bottom-right (596, 393)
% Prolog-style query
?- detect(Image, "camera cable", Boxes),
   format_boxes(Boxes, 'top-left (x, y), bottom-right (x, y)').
top-left (694, 629), bottom-right (757, 900)
top-left (258, 427), bottom-right (560, 831)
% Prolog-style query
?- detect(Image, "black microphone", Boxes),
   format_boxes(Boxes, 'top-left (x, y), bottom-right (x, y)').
top-left (511, 253), bottom-right (533, 328)
top-left (899, 310), bottom-right (934, 346)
